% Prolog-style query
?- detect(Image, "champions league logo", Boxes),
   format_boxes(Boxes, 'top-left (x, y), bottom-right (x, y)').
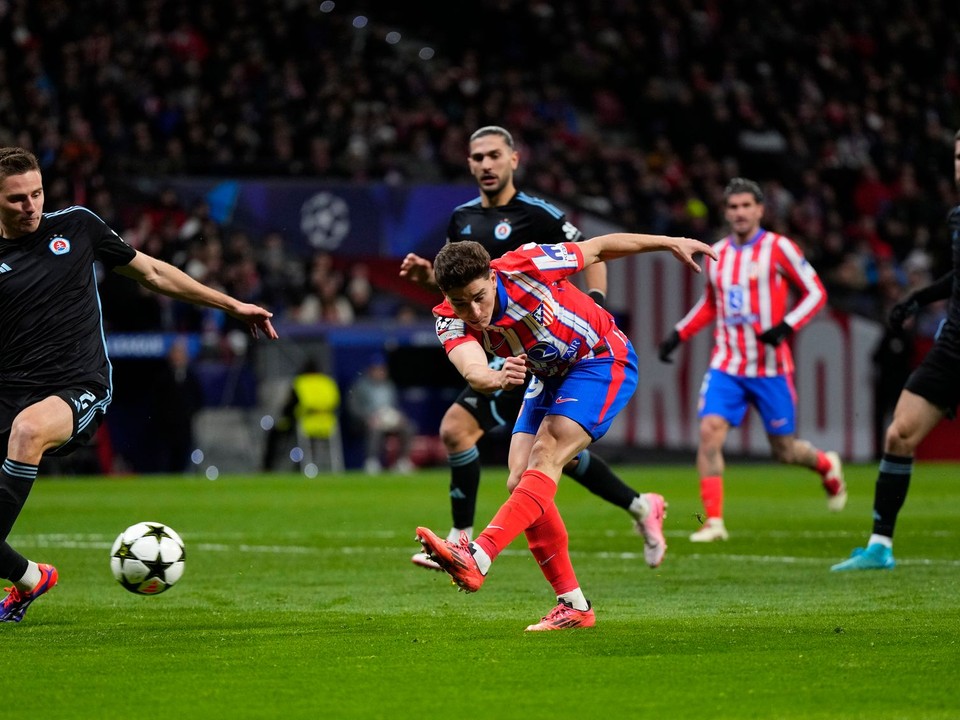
top-left (300, 192), bottom-right (350, 250)
top-left (48, 237), bottom-right (71, 255)
top-left (494, 221), bottom-right (512, 241)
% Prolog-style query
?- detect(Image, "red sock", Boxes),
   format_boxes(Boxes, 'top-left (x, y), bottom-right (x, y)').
top-left (474, 469), bottom-right (558, 561)
top-left (813, 450), bottom-right (831, 475)
top-left (700, 475), bottom-right (724, 519)
top-left (525, 502), bottom-right (579, 595)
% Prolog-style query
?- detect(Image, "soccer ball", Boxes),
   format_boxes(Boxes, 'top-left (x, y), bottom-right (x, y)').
top-left (110, 522), bottom-right (186, 595)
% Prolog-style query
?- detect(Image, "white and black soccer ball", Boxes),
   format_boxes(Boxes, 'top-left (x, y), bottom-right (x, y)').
top-left (110, 522), bottom-right (186, 595)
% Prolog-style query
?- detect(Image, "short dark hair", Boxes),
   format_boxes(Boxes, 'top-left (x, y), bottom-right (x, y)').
top-left (0, 147), bottom-right (40, 183)
top-left (723, 177), bottom-right (764, 204)
top-left (469, 126), bottom-right (514, 149)
top-left (434, 241), bottom-right (492, 293)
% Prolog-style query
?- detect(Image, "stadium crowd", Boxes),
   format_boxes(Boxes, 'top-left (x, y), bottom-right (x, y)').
top-left (0, 0), bottom-right (958, 332)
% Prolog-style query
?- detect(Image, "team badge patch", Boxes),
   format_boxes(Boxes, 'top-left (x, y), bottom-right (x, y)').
top-left (49, 237), bottom-right (71, 255)
top-left (494, 221), bottom-right (512, 241)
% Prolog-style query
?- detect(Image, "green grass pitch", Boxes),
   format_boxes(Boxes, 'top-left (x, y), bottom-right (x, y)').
top-left (3, 462), bottom-right (958, 719)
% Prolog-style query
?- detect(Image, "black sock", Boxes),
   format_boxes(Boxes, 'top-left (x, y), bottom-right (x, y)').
top-left (0, 459), bottom-right (39, 580)
top-left (0, 543), bottom-right (28, 583)
top-left (872, 453), bottom-right (912, 538)
top-left (565, 449), bottom-right (637, 510)
top-left (448, 447), bottom-right (481, 530)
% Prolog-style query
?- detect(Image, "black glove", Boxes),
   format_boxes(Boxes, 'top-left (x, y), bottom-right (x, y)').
top-left (587, 289), bottom-right (606, 308)
top-left (658, 330), bottom-right (681, 363)
top-left (757, 321), bottom-right (793, 346)
top-left (888, 297), bottom-right (920, 331)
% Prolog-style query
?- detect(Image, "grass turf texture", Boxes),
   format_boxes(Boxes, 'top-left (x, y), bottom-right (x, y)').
top-left (4, 464), bottom-right (958, 719)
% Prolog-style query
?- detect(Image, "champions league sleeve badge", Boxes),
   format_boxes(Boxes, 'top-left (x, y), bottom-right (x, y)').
top-left (49, 236), bottom-right (72, 255)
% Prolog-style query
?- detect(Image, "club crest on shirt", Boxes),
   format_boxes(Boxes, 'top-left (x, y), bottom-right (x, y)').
top-left (531, 302), bottom-right (555, 327)
top-left (49, 236), bottom-right (71, 255)
top-left (494, 221), bottom-right (512, 241)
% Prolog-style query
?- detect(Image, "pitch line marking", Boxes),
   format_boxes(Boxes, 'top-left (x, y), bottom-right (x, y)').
top-left (11, 533), bottom-right (960, 567)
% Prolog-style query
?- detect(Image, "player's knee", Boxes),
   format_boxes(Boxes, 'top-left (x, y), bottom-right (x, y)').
top-left (438, 422), bottom-right (463, 451)
top-left (9, 414), bottom-right (48, 455)
top-left (438, 414), bottom-right (470, 450)
top-left (439, 408), bottom-right (480, 452)
top-left (699, 418), bottom-right (725, 446)
top-left (884, 421), bottom-right (918, 455)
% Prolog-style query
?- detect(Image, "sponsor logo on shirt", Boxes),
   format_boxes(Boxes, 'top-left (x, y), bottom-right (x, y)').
top-left (526, 343), bottom-right (560, 371)
top-left (561, 339), bottom-right (581, 360)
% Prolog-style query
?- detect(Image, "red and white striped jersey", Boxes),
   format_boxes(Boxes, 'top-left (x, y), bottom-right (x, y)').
top-left (674, 229), bottom-right (826, 377)
top-left (434, 242), bottom-right (619, 378)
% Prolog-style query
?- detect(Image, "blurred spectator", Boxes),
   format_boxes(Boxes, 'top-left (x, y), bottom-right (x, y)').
top-left (346, 356), bottom-right (415, 474)
top-left (154, 338), bottom-right (205, 472)
top-left (257, 231), bottom-right (305, 316)
top-left (344, 262), bottom-right (373, 317)
top-left (294, 252), bottom-right (353, 324)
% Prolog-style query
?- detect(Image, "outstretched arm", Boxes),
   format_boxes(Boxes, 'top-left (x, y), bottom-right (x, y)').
top-left (577, 233), bottom-right (717, 272)
top-left (889, 271), bottom-right (955, 329)
top-left (447, 342), bottom-right (527, 395)
top-left (582, 260), bottom-right (608, 307)
top-left (114, 251), bottom-right (279, 339)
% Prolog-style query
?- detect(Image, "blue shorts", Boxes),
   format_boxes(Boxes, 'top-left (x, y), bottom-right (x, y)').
top-left (698, 369), bottom-right (796, 435)
top-left (514, 337), bottom-right (638, 442)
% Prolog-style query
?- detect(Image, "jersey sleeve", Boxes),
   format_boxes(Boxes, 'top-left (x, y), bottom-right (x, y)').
top-left (774, 237), bottom-right (826, 330)
top-left (559, 217), bottom-right (585, 243)
top-left (500, 242), bottom-right (584, 283)
top-left (433, 301), bottom-right (479, 353)
top-left (675, 278), bottom-right (717, 340)
top-left (534, 205), bottom-right (584, 244)
top-left (83, 207), bottom-right (136, 268)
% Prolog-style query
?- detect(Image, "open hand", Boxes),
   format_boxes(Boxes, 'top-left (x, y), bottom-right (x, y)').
top-left (399, 253), bottom-right (434, 287)
top-left (671, 238), bottom-right (718, 273)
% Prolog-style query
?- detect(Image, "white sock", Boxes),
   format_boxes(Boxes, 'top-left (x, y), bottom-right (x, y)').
top-left (629, 494), bottom-right (649, 520)
top-left (15, 561), bottom-right (41, 592)
top-left (447, 526), bottom-right (472, 542)
top-left (868, 534), bottom-right (893, 549)
top-left (468, 542), bottom-right (491, 575)
top-left (557, 588), bottom-right (589, 611)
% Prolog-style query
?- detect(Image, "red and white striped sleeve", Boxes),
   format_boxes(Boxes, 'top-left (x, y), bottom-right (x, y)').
top-left (675, 281), bottom-right (717, 341)
top-left (774, 236), bottom-right (826, 331)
